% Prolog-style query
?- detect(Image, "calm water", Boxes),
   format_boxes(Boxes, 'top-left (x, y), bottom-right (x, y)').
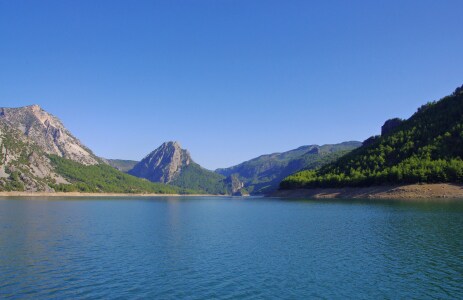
top-left (0, 196), bottom-right (462, 299)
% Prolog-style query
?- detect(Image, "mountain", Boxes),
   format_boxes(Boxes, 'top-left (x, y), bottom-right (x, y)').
top-left (107, 159), bottom-right (138, 172)
top-left (128, 142), bottom-right (229, 194)
top-left (0, 105), bottom-right (183, 194)
top-left (0, 105), bottom-right (100, 165)
top-left (216, 141), bottom-right (361, 194)
top-left (128, 141), bottom-right (191, 183)
top-left (281, 84), bottom-right (463, 189)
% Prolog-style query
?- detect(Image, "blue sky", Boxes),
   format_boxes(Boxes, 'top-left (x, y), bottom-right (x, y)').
top-left (1, 0), bottom-right (462, 169)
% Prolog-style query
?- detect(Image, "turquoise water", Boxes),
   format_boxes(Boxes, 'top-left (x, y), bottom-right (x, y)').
top-left (0, 196), bottom-right (462, 299)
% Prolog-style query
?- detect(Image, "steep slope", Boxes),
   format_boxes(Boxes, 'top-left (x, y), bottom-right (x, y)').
top-left (0, 105), bottom-right (100, 165)
top-left (129, 141), bottom-right (191, 183)
top-left (0, 121), bottom-right (68, 191)
top-left (128, 142), bottom-right (229, 194)
top-left (281, 84), bottom-right (463, 189)
top-left (107, 159), bottom-right (138, 172)
top-left (216, 141), bottom-right (361, 194)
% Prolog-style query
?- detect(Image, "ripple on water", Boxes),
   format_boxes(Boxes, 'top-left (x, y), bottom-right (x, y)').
top-left (0, 197), bottom-right (462, 299)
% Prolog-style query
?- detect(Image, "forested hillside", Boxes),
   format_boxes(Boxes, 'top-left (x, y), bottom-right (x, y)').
top-left (171, 163), bottom-right (229, 194)
top-left (281, 85), bottom-right (463, 189)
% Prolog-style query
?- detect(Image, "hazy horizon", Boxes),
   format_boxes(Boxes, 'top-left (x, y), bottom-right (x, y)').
top-left (1, 0), bottom-right (462, 169)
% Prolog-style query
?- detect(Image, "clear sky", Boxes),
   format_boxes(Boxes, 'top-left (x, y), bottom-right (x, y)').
top-left (1, 0), bottom-right (462, 169)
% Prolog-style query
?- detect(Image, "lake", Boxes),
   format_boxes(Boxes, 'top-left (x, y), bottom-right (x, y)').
top-left (0, 196), bottom-right (462, 299)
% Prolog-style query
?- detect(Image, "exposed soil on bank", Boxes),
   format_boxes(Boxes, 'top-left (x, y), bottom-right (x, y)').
top-left (270, 183), bottom-right (463, 200)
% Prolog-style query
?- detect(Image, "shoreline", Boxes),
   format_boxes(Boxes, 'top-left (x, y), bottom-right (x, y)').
top-left (270, 183), bottom-right (463, 200)
top-left (3, 183), bottom-right (463, 200)
top-left (0, 192), bottom-right (221, 198)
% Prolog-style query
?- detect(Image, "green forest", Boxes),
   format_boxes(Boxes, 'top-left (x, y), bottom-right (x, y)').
top-left (171, 163), bottom-right (229, 194)
top-left (281, 85), bottom-right (463, 189)
top-left (49, 155), bottom-right (195, 194)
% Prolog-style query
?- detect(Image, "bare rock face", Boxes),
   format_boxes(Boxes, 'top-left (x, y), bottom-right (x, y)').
top-left (0, 105), bottom-right (99, 165)
top-left (229, 174), bottom-right (244, 194)
top-left (128, 141), bottom-right (191, 183)
top-left (224, 174), bottom-right (249, 196)
top-left (0, 122), bottom-right (69, 191)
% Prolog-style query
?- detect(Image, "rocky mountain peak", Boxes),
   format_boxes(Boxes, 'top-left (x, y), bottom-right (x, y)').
top-left (161, 141), bottom-right (182, 150)
top-left (28, 104), bottom-right (42, 111)
top-left (0, 105), bottom-right (100, 165)
top-left (128, 141), bottom-right (192, 183)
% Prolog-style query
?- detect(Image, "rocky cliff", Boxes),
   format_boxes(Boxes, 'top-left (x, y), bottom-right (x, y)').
top-left (0, 105), bottom-right (100, 165)
top-left (224, 174), bottom-right (248, 196)
top-left (0, 121), bottom-right (68, 191)
top-left (128, 141), bottom-right (191, 183)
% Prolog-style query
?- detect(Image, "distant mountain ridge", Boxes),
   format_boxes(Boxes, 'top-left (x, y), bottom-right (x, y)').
top-left (216, 141), bottom-right (361, 194)
top-left (126, 141), bottom-right (360, 195)
top-left (107, 159), bottom-right (138, 172)
top-left (0, 105), bottom-right (360, 194)
top-left (0, 105), bottom-right (362, 194)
